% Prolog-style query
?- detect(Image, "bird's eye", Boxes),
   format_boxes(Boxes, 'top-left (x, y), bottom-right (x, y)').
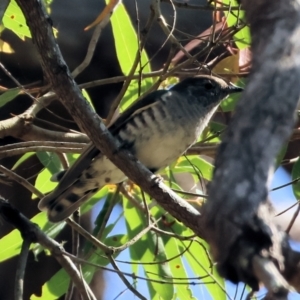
top-left (204, 82), bottom-right (213, 90)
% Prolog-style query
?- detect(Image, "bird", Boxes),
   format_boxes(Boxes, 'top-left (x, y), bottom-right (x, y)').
top-left (38, 75), bottom-right (243, 222)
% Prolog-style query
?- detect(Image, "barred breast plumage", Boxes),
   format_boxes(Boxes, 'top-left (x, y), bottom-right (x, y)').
top-left (38, 75), bottom-right (243, 222)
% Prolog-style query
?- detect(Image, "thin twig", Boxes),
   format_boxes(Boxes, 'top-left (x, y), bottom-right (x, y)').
top-left (72, 20), bottom-right (110, 78)
top-left (66, 218), bottom-right (114, 254)
top-left (0, 198), bottom-right (96, 300)
top-left (113, 221), bottom-right (158, 252)
top-left (271, 178), bottom-right (300, 191)
top-left (96, 185), bottom-right (121, 239)
top-left (151, 0), bottom-right (204, 70)
top-left (67, 212), bottom-right (160, 253)
top-left (105, 7), bottom-right (155, 125)
top-left (64, 251), bottom-right (206, 285)
top-left (108, 256), bottom-right (146, 300)
top-left (141, 189), bottom-right (151, 226)
top-left (0, 116), bottom-right (89, 143)
top-left (65, 210), bottom-right (81, 300)
top-left (0, 165), bottom-right (44, 198)
top-left (0, 147), bottom-right (83, 159)
top-left (285, 203), bottom-right (300, 234)
top-left (0, 62), bottom-right (37, 102)
top-left (151, 226), bottom-right (196, 240)
top-left (275, 202), bottom-right (299, 217)
top-left (140, 44), bottom-right (177, 97)
top-left (160, 0), bottom-right (240, 11)
top-left (115, 240), bottom-right (194, 266)
top-left (14, 238), bottom-right (31, 300)
top-left (171, 188), bottom-right (208, 198)
top-left (34, 117), bottom-right (82, 134)
top-left (56, 152), bottom-right (69, 170)
top-left (0, 141), bottom-right (86, 151)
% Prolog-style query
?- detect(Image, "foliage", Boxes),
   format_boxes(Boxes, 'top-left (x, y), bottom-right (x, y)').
top-left (0, 0), bottom-right (264, 299)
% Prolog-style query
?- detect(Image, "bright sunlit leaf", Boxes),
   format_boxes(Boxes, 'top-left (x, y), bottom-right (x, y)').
top-left (0, 212), bottom-right (49, 262)
top-left (123, 195), bottom-right (174, 299)
top-left (3, 0), bottom-right (31, 38)
top-left (106, 0), bottom-right (153, 111)
top-left (223, 0), bottom-right (251, 49)
top-left (292, 157), bottom-right (300, 199)
top-left (12, 152), bottom-right (35, 170)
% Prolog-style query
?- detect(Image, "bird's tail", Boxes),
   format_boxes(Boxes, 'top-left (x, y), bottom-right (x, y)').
top-left (39, 185), bottom-right (100, 223)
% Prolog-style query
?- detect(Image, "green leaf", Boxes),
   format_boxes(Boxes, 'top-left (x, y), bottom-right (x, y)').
top-left (82, 88), bottom-right (95, 111)
top-left (33, 236), bottom-right (125, 299)
top-left (162, 228), bottom-right (194, 299)
top-left (221, 78), bottom-right (244, 112)
top-left (275, 145), bottom-right (287, 169)
top-left (107, 2), bottom-right (150, 75)
top-left (34, 167), bottom-right (57, 196)
top-left (123, 195), bottom-right (174, 299)
top-left (0, 228), bottom-right (23, 263)
top-left (0, 212), bottom-right (49, 262)
top-left (120, 79), bottom-right (153, 112)
top-left (32, 221), bottom-right (66, 257)
top-left (181, 235), bottom-right (226, 300)
top-left (104, 234), bottom-right (126, 248)
top-left (106, 1), bottom-right (153, 110)
top-left (92, 190), bottom-right (121, 236)
top-left (36, 152), bottom-right (62, 175)
top-left (292, 157), bottom-right (300, 199)
top-left (30, 265), bottom-right (95, 299)
top-left (80, 186), bottom-right (110, 215)
top-left (223, 0), bottom-right (251, 49)
top-left (0, 88), bottom-right (21, 108)
top-left (220, 92), bottom-right (240, 112)
top-left (65, 153), bottom-right (80, 165)
top-left (34, 152), bottom-right (63, 196)
top-left (208, 122), bottom-right (225, 143)
top-left (2, 0), bottom-right (31, 38)
top-left (12, 152), bottom-right (35, 170)
top-left (82, 188), bottom-right (120, 254)
top-left (3, 0), bottom-right (57, 39)
top-left (175, 156), bottom-right (214, 181)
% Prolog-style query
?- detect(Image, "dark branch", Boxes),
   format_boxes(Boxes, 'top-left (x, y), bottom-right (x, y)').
top-left (203, 0), bottom-right (300, 295)
top-left (0, 198), bottom-right (96, 300)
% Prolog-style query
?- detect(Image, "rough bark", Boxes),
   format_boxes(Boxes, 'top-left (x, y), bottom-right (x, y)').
top-left (203, 0), bottom-right (300, 294)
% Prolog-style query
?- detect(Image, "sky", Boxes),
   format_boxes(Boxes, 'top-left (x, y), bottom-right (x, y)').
top-left (91, 167), bottom-right (300, 300)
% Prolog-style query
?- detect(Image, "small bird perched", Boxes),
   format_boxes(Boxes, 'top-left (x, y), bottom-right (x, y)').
top-left (39, 75), bottom-right (243, 222)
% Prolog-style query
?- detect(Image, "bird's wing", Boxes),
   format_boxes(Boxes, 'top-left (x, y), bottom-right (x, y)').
top-left (59, 89), bottom-right (169, 187)
top-left (109, 89), bottom-right (168, 133)
top-left (39, 89), bottom-right (169, 211)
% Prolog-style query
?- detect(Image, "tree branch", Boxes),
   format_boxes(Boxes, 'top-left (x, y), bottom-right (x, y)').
top-left (14, 0), bottom-right (300, 297)
top-left (0, 115), bottom-right (89, 143)
top-left (202, 0), bottom-right (300, 295)
top-left (0, 198), bottom-right (96, 300)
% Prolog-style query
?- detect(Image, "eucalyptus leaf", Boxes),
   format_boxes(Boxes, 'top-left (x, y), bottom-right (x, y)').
top-left (0, 88), bottom-right (21, 108)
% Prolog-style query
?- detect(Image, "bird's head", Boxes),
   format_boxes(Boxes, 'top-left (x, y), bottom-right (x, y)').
top-left (171, 75), bottom-right (243, 107)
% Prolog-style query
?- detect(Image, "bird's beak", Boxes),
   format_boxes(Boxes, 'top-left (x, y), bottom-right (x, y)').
top-left (226, 84), bottom-right (244, 94)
